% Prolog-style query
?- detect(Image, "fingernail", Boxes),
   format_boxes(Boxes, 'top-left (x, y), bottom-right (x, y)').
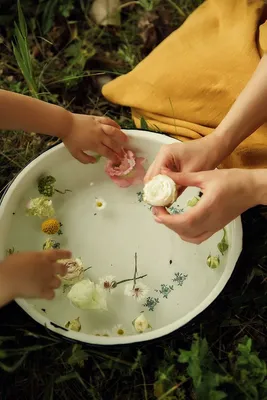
top-left (161, 168), bottom-right (169, 174)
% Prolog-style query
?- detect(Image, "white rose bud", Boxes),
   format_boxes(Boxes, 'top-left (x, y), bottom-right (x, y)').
top-left (67, 279), bottom-right (107, 311)
top-left (58, 258), bottom-right (84, 286)
top-left (133, 313), bottom-right (151, 333)
top-left (143, 174), bottom-right (177, 207)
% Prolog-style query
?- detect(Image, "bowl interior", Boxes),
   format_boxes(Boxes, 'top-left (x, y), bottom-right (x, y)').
top-left (0, 130), bottom-right (242, 344)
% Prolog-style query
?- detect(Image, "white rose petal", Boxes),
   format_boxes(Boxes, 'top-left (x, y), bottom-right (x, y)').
top-left (143, 174), bottom-right (177, 207)
top-left (58, 258), bottom-right (84, 286)
top-left (67, 279), bottom-right (107, 311)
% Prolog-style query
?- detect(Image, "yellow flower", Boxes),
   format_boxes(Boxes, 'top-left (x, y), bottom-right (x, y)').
top-left (42, 218), bottom-right (60, 235)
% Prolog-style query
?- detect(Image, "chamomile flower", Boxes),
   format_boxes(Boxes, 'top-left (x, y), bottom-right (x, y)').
top-left (99, 275), bottom-right (116, 292)
top-left (112, 324), bottom-right (127, 336)
top-left (124, 282), bottom-right (149, 302)
top-left (93, 329), bottom-right (110, 337)
top-left (94, 197), bottom-right (107, 210)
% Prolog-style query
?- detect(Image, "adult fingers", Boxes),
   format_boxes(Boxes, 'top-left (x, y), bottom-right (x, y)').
top-left (161, 169), bottom-right (203, 189)
top-left (144, 152), bottom-right (169, 183)
top-left (179, 231), bottom-right (214, 244)
top-left (144, 160), bottom-right (156, 183)
top-left (153, 195), bottom-right (213, 238)
top-left (101, 124), bottom-right (128, 145)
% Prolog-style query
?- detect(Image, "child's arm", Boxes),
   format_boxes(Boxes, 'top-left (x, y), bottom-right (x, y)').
top-left (0, 90), bottom-right (127, 163)
top-left (0, 249), bottom-right (71, 307)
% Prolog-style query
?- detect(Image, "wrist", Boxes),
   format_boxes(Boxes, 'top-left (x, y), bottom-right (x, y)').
top-left (250, 169), bottom-right (267, 206)
top-left (210, 126), bottom-right (238, 164)
top-left (52, 108), bottom-right (74, 140)
top-left (0, 260), bottom-right (16, 305)
top-left (200, 132), bottom-right (228, 169)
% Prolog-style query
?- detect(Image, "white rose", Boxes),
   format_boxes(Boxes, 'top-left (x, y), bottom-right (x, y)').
top-left (58, 258), bottom-right (84, 286)
top-left (67, 279), bottom-right (107, 311)
top-left (143, 174), bottom-right (177, 207)
top-left (133, 313), bottom-right (151, 333)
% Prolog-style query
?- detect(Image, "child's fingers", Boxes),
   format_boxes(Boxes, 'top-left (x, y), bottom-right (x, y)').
top-left (101, 124), bottom-right (128, 144)
top-left (96, 116), bottom-right (121, 129)
top-left (42, 289), bottom-right (55, 300)
top-left (54, 262), bottom-right (68, 276)
top-left (101, 135), bottom-right (123, 157)
top-left (50, 277), bottom-right (61, 289)
top-left (99, 144), bottom-right (120, 162)
top-left (71, 149), bottom-right (96, 164)
top-left (46, 249), bottom-right (72, 262)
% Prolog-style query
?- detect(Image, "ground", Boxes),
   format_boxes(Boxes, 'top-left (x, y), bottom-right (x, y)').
top-left (1, 1), bottom-right (267, 399)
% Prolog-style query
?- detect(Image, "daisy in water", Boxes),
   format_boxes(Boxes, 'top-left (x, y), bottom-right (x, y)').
top-left (99, 275), bottom-right (116, 292)
top-left (124, 282), bottom-right (149, 302)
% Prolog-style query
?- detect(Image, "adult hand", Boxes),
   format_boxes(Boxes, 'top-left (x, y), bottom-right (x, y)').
top-left (152, 169), bottom-right (259, 244)
top-left (144, 136), bottom-right (222, 195)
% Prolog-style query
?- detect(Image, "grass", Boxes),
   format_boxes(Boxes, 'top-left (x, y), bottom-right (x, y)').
top-left (1, 0), bottom-right (267, 399)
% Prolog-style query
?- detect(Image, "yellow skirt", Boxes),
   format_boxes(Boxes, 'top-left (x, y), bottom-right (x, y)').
top-left (103, 0), bottom-right (267, 169)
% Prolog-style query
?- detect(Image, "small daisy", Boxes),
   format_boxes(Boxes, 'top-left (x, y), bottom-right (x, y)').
top-left (93, 329), bottom-right (111, 337)
top-left (124, 282), bottom-right (149, 302)
top-left (90, 182), bottom-right (94, 186)
top-left (112, 324), bottom-right (127, 336)
top-left (94, 197), bottom-right (107, 211)
top-left (99, 275), bottom-right (116, 292)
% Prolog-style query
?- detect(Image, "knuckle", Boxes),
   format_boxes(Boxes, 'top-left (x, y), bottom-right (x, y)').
top-left (184, 212), bottom-right (196, 227)
top-left (161, 144), bottom-right (169, 155)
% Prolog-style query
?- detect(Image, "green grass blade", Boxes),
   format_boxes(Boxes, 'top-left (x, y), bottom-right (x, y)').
top-left (17, 0), bottom-right (27, 37)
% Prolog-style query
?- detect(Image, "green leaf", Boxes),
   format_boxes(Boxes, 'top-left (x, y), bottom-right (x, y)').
top-left (140, 116), bottom-right (149, 130)
top-left (208, 390), bottom-right (227, 400)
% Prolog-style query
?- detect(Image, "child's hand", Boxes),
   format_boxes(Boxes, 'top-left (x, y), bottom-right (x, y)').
top-left (63, 114), bottom-right (128, 164)
top-left (0, 249), bottom-right (71, 302)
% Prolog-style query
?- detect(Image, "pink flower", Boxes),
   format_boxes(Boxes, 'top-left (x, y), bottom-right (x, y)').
top-left (105, 150), bottom-right (146, 188)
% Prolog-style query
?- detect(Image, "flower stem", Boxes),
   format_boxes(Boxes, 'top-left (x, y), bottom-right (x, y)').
top-left (55, 189), bottom-right (72, 194)
top-left (133, 252), bottom-right (137, 289)
top-left (115, 274), bottom-right (147, 286)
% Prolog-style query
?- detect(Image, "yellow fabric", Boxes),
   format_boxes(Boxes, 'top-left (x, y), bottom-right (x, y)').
top-left (102, 0), bottom-right (267, 169)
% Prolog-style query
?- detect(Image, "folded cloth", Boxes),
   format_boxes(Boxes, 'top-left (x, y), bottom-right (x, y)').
top-left (103, 0), bottom-right (267, 169)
